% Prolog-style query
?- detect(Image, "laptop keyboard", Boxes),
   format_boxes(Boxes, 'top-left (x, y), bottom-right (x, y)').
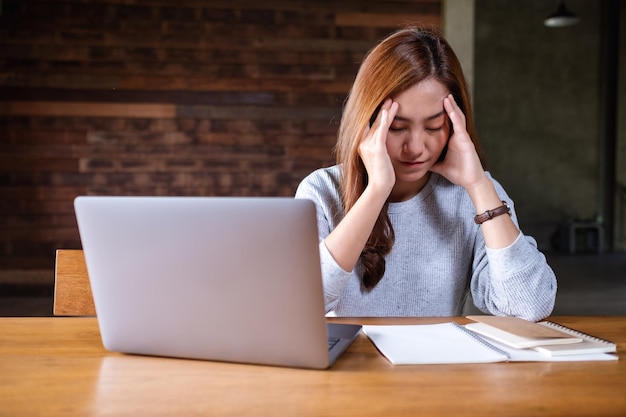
top-left (328, 337), bottom-right (341, 351)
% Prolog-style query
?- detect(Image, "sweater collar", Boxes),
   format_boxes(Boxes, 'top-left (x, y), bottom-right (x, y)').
top-left (387, 173), bottom-right (440, 214)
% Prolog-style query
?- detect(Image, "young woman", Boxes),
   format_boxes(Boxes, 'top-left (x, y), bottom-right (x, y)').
top-left (295, 27), bottom-right (557, 320)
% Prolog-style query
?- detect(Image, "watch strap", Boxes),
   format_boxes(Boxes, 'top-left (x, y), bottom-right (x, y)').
top-left (474, 201), bottom-right (510, 224)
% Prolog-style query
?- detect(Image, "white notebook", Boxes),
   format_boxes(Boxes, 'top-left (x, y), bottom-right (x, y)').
top-left (531, 322), bottom-right (617, 356)
top-left (465, 316), bottom-right (582, 349)
top-left (363, 322), bottom-right (618, 364)
top-left (363, 323), bottom-right (510, 364)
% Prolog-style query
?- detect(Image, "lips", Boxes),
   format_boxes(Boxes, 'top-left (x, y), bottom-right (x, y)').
top-left (400, 160), bottom-right (426, 168)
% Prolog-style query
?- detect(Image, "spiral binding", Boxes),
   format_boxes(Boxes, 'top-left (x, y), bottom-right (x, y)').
top-left (451, 322), bottom-right (511, 359)
top-left (541, 321), bottom-right (614, 345)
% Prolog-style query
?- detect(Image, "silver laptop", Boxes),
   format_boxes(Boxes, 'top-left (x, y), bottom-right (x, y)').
top-left (74, 196), bottom-right (361, 369)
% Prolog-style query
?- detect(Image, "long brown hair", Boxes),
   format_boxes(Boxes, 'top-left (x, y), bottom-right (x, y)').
top-left (335, 27), bottom-right (480, 290)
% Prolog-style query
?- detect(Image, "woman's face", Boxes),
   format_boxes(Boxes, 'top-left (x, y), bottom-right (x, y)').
top-left (386, 78), bottom-right (451, 201)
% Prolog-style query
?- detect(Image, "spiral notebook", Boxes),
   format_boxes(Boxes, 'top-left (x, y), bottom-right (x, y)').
top-left (464, 315), bottom-right (583, 349)
top-left (362, 322), bottom-right (618, 364)
top-left (531, 322), bottom-right (616, 356)
top-left (464, 315), bottom-right (617, 356)
top-left (362, 323), bottom-right (510, 364)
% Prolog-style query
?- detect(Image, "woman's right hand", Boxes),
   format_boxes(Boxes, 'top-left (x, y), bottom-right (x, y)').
top-left (323, 99), bottom-right (399, 273)
top-left (358, 98), bottom-right (398, 197)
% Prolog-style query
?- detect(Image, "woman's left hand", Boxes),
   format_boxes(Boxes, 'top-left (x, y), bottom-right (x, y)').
top-left (432, 97), bottom-right (520, 249)
top-left (429, 94), bottom-right (487, 191)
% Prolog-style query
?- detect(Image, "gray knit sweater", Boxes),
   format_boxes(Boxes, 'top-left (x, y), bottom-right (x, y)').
top-left (295, 165), bottom-right (557, 320)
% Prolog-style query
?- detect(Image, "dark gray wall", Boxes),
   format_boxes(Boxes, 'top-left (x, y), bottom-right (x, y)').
top-left (619, 0), bottom-right (626, 251)
top-left (474, 0), bottom-right (625, 250)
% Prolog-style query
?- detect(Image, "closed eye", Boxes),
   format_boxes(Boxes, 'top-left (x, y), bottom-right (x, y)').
top-left (425, 125), bottom-right (445, 132)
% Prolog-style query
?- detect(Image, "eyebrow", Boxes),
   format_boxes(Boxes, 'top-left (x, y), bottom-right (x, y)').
top-left (393, 110), bottom-right (446, 123)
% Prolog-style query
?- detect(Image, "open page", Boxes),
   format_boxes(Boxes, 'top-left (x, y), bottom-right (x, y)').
top-left (362, 322), bottom-right (509, 365)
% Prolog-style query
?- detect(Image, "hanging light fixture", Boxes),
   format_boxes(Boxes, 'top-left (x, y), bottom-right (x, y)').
top-left (544, 1), bottom-right (581, 27)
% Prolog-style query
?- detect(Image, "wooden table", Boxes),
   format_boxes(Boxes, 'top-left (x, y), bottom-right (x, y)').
top-left (1, 316), bottom-right (624, 417)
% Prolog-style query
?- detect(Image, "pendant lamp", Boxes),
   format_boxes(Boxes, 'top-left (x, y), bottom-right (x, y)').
top-left (544, 1), bottom-right (580, 27)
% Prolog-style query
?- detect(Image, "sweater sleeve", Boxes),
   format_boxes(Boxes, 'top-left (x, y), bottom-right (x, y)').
top-left (295, 168), bottom-right (353, 312)
top-left (469, 184), bottom-right (557, 322)
top-left (318, 240), bottom-right (353, 311)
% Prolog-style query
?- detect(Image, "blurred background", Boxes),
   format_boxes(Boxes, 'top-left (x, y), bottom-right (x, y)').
top-left (1, 0), bottom-right (624, 315)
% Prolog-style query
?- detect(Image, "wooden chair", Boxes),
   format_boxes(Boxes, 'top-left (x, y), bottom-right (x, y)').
top-left (53, 249), bottom-right (96, 316)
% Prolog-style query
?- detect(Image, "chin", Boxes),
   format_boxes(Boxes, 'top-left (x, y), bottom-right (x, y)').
top-left (398, 168), bottom-right (430, 181)
top-left (395, 174), bottom-right (430, 189)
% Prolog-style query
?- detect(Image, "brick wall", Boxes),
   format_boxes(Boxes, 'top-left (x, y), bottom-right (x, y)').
top-left (0, 0), bottom-right (441, 288)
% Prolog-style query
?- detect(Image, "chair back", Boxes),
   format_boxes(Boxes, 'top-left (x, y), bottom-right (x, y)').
top-left (53, 249), bottom-right (96, 316)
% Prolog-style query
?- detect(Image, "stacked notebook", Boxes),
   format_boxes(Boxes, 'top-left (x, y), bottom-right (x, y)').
top-left (363, 316), bottom-right (617, 365)
top-left (464, 315), bottom-right (617, 357)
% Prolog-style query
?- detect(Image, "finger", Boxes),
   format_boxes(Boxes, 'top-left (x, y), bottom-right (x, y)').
top-left (372, 99), bottom-right (391, 125)
top-left (378, 100), bottom-right (398, 130)
top-left (447, 94), bottom-right (466, 122)
top-left (376, 101), bottom-right (398, 145)
top-left (387, 100), bottom-right (399, 123)
top-left (444, 95), bottom-right (466, 131)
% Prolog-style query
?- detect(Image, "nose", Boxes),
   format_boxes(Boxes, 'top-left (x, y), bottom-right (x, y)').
top-left (402, 131), bottom-right (425, 158)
